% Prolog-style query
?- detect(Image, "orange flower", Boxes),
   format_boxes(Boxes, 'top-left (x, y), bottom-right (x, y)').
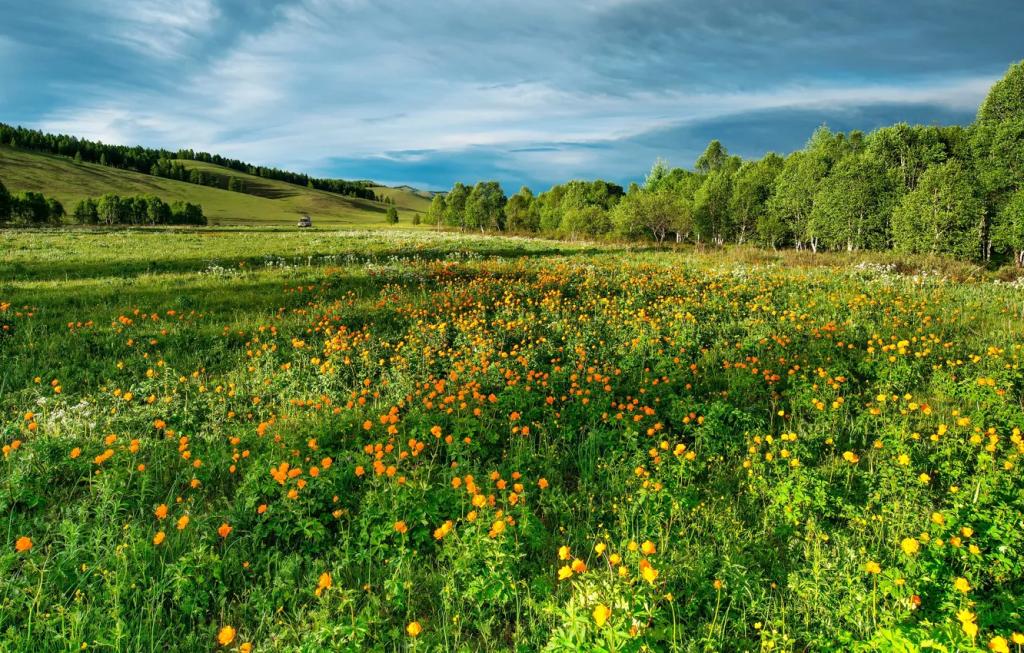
top-left (257, 504), bottom-right (268, 514)
top-left (218, 522), bottom-right (232, 538)
top-left (433, 520), bottom-right (453, 540)
top-left (176, 515), bottom-right (190, 530)
top-left (217, 625), bottom-right (236, 646)
top-left (154, 504), bottom-right (168, 520)
top-left (153, 531), bottom-right (166, 546)
top-left (15, 536), bottom-right (32, 553)
top-left (394, 520), bottom-right (408, 534)
top-left (315, 571), bottom-right (332, 597)
top-left (70, 447), bottom-right (81, 459)
top-left (488, 520), bottom-right (506, 537)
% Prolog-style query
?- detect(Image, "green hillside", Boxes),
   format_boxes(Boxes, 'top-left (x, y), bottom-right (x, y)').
top-left (368, 184), bottom-right (436, 214)
top-left (0, 146), bottom-right (428, 226)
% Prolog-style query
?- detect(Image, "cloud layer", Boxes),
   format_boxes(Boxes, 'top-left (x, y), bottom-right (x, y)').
top-left (2, 0), bottom-right (1022, 189)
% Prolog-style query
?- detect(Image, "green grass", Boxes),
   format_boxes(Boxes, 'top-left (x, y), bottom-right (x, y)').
top-left (0, 146), bottom-right (429, 226)
top-left (368, 185), bottom-right (436, 214)
top-left (1, 228), bottom-right (1023, 651)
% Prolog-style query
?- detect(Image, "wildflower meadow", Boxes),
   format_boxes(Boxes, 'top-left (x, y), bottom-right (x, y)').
top-left (2, 228), bottom-right (1023, 651)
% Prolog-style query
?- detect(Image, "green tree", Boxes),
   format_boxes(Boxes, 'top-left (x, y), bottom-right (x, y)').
top-left (386, 206), bottom-right (399, 224)
top-left (695, 140), bottom-right (729, 174)
top-left (0, 177), bottom-right (10, 224)
top-left (971, 121), bottom-right (1024, 259)
top-left (46, 197), bottom-right (65, 224)
top-left (504, 186), bottom-right (539, 232)
top-left (891, 160), bottom-right (984, 259)
top-left (613, 188), bottom-right (690, 244)
top-left (98, 194), bottom-right (124, 225)
top-left (729, 153), bottom-right (783, 244)
top-left (464, 181), bottom-right (506, 232)
top-left (994, 189), bottom-right (1024, 266)
top-left (72, 198), bottom-right (99, 224)
top-left (809, 153), bottom-right (897, 252)
top-left (644, 158), bottom-right (671, 190)
top-left (11, 192), bottom-right (50, 225)
top-left (866, 123), bottom-right (953, 193)
top-left (977, 60), bottom-right (1024, 123)
top-left (425, 194), bottom-right (446, 227)
top-left (146, 196), bottom-right (171, 225)
top-left (444, 183), bottom-right (469, 228)
top-left (693, 169), bottom-right (734, 245)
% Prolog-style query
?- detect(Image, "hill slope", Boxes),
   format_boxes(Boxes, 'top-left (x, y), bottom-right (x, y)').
top-left (0, 146), bottom-right (428, 226)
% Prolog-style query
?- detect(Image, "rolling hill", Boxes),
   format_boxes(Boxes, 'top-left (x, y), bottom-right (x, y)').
top-left (0, 146), bottom-right (430, 226)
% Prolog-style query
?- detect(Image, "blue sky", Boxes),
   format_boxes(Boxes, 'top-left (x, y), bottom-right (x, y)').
top-left (1, 0), bottom-right (1022, 191)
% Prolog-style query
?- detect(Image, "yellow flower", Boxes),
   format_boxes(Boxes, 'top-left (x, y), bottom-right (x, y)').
top-left (217, 625), bottom-right (236, 646)
top-left (592, 604), bottom-right (611, 627)
top-left (900, 537), bottom-right (920, 556)
top-left (557, 565), bottom-right (573, 580)
top-left (954, 577), bottom-right (971, 593)
top-left (989, 636), bottom-right (1009, 653)
top-left (1011, 633), bottom-right (1024, 645)
top-left (558, 545), bottom-right (571, 560)
top-left (897, 453), bottom-right (910, 466)
top-left (594, 542), bottom-right (606, 555)
top-left (641, 540), bottom-right (656, 555)
top-left (864, 561), bottom-right (881, 574)
top-left (930, 512), bottom-right (945, 526)
top-left (958, 610), bottom-right (978, 639)
top-left (640, 560), bottom-right (659, 585)
top-left (406, 621), bottom-right (422, 637)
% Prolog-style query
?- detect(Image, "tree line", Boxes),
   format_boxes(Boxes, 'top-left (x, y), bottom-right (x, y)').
top-left (149, 159), bottom-right (248, 193)
top-left (425, 61), bottom-right (1024, 266)
top-left (0, 178), bottom-right (205, 227)
top-left (0, 124), bottom-right (377, 201)
top-left (0, 180), bottom-right (65, 226)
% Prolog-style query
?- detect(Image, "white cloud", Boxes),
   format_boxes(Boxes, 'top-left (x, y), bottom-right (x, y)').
top-left (88, 0), bottom-right (220, 59)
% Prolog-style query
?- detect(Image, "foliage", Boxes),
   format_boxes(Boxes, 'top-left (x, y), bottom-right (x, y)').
top-left (892, 160), bottom-right (984, 259)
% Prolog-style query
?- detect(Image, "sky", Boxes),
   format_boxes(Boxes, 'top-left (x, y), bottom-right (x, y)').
top-left (1, 0), bottom-right (1023, 191)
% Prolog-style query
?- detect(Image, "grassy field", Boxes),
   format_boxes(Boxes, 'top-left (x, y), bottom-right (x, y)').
top-left (0, 147), bottom-right (430, 226)
top-left (1, 228), bottom-right (1023, 652)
